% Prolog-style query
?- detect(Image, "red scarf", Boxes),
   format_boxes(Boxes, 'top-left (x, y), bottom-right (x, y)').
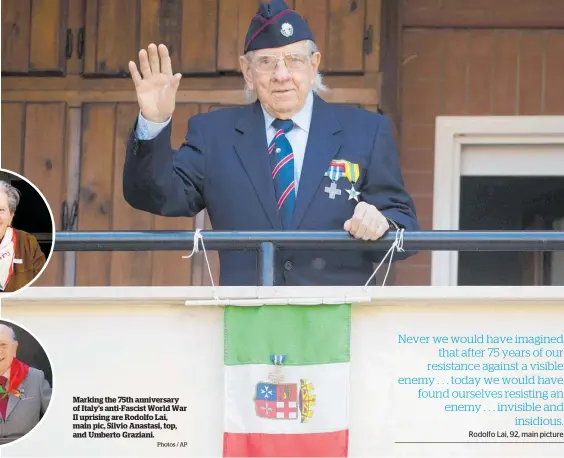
top-left (0, 358), bottom-right (28, 420)
top-left (6, 358), bottom-right (29, 395)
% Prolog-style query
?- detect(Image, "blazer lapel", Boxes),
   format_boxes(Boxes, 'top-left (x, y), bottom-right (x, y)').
top-left (292, 96), bottom-right (343, 228)
top-left (5, 381), bottom-right (24, 420)
top-left (234, 102), bottom-right (282, 230)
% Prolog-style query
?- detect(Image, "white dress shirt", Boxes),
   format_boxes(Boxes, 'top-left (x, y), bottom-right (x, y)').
top-left (261, 91), bottom-right (313, 194)
top-left (135, 92), bottom-right (314, 194)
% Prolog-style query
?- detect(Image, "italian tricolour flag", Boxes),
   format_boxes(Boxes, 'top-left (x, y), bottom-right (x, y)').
top-left (223, 303), bottom-right (350, 457)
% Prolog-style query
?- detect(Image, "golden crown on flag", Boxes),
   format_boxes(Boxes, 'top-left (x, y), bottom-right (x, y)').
top-left (299, 379), bottom-right (316, 423)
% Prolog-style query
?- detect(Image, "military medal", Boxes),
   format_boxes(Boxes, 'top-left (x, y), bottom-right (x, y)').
top-left (324, 161), bottom-right (345, 199)
top-left (346, 186), bottom-right (361, 201)
top-left (268, 354), bottom-right (286, 384)
top-left (344, 161), bottom-right (361, 201)
top-left (324, 182), bottom-right (341, 199)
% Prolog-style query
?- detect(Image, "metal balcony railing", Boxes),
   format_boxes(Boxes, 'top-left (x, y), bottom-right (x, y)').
top-left (47, 230), bottom-right (564, 286)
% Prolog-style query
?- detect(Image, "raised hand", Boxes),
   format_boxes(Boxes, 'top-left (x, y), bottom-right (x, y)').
top-left (128, 43), bottom-right (182, 123)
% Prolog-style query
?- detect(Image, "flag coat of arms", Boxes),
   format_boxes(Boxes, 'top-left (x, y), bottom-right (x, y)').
top-left (223, 304), bottom-right (351, 457)
top-left (255, 382), bottom-right (299, 419)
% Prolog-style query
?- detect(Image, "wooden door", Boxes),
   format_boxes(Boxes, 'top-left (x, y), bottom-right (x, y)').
top-left (1, 102), bottom-right (67, 286)
top-left (82, 0), bottom-right (372, 76)
top-left (2, 0), bottom-right (69, 75)
top-left (75, 102), bottom-right (210, 286)
top-left (83, 0), bottom-right (219, 76)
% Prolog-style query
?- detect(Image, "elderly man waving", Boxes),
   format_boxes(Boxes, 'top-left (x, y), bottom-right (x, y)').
top-left (123, 0), bottom-right (419, 286)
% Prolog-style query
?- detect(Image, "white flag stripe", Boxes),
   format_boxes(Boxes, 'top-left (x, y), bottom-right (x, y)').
top-left (225, 362), bottom-right (349, 434)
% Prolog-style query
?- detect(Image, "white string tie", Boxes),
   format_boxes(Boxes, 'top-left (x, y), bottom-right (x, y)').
top-left (364, 228), bottom-right (405, 288)
top-left (182, 228), bottom-right (218, 299)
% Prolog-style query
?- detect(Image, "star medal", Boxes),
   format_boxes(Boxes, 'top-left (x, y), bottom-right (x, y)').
top-left (346, 186), bottom-right (361, 201)
top-left (344, 161), bottom-right (361, 201)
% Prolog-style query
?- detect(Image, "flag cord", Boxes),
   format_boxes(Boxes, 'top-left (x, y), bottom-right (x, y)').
top-left (182, 227), bottom-right (404, 301)
top-left (183, 228), bottom-right (219, 299)
top-left (363, 228), bottom-right (405, 288)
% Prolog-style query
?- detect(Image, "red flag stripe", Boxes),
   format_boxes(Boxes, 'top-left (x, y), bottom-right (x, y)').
top-left (223, 430), bottom-right (349, 457)
top-left (277, 181), bottom-right (295, 208)
top-left (271, 153), bottom-right (294, 178)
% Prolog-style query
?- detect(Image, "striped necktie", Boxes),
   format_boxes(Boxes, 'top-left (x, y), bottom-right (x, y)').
top-left (269, 119), bottom-right (296, 228)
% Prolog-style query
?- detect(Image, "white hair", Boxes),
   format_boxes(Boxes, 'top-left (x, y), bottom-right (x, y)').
top-left (0, 323), bottom-right (17, 341)
top-left (0, 180), bottom-right (20, 214)
top-left (242, 40), bottom-right (328, 103)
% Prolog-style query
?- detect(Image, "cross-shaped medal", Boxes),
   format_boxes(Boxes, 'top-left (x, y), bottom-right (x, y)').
top-left (324, 181), bottom-right (341, 199)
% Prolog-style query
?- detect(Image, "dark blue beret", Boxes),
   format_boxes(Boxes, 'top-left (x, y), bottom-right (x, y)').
top-left (244, 0), bottom-right (314, 53)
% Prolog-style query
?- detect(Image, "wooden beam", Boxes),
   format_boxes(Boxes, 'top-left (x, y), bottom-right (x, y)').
top-left (1, 87), bottom-right (378, 105)
top-left (1, 74), bottom-right (381, 91)
top-left (378, 0), bottom-right (401, 133)
top-left (1, 73), bottom-right (381, 105)
top-left (63, 106), bottom-right (82, 285)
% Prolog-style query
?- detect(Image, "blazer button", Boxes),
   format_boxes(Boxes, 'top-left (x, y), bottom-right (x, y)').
top-left (312, 257), bottom-right (326, 270)
top-left (284, 261), bottom-right (293, 271)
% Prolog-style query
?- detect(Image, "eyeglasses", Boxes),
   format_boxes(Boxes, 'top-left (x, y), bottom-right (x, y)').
top-left (250, 52), bottom-right (313, 73)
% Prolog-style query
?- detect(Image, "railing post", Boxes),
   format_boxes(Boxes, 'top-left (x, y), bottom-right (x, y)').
top-left (258, 242), bottom-right (276, 286)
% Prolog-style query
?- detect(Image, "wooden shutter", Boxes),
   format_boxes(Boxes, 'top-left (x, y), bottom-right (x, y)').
top-left (2, 0), bottom-right (69, 75)
top-left (83, 0), bottom-right (220, 76)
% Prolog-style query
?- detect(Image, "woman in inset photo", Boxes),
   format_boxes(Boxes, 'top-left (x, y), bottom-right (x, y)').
top-left (0, 180), bottom-right (46, 293)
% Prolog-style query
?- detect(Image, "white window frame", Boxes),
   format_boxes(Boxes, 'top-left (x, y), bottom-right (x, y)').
top-left (432, 116), bottom-right (564, 286)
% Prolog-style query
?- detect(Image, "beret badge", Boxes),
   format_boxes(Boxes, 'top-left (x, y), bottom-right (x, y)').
top-left (280, 23), bottom-right (294, 38)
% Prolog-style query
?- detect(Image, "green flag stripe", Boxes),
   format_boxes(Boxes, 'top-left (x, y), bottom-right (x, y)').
top-left (224, 304), bottom-right (350, 366)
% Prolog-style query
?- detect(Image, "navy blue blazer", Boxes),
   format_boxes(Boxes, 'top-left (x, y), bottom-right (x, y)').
top-left (123, 95), bottom-right (419, 286)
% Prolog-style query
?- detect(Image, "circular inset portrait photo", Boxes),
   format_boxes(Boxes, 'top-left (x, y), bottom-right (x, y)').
top-left (0, 319), bottom-right (52, 445)
top-left (0, 169), bottom-right (55, 296)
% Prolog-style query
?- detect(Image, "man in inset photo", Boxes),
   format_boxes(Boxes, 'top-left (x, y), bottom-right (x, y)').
top-left (0, 323), bottom-right (51, 442)
top-left (0, 180), bottom-right (46, 293)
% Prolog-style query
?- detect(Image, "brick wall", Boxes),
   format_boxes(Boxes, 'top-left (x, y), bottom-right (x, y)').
top-left (395, 1), bottom-right (564, 285)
